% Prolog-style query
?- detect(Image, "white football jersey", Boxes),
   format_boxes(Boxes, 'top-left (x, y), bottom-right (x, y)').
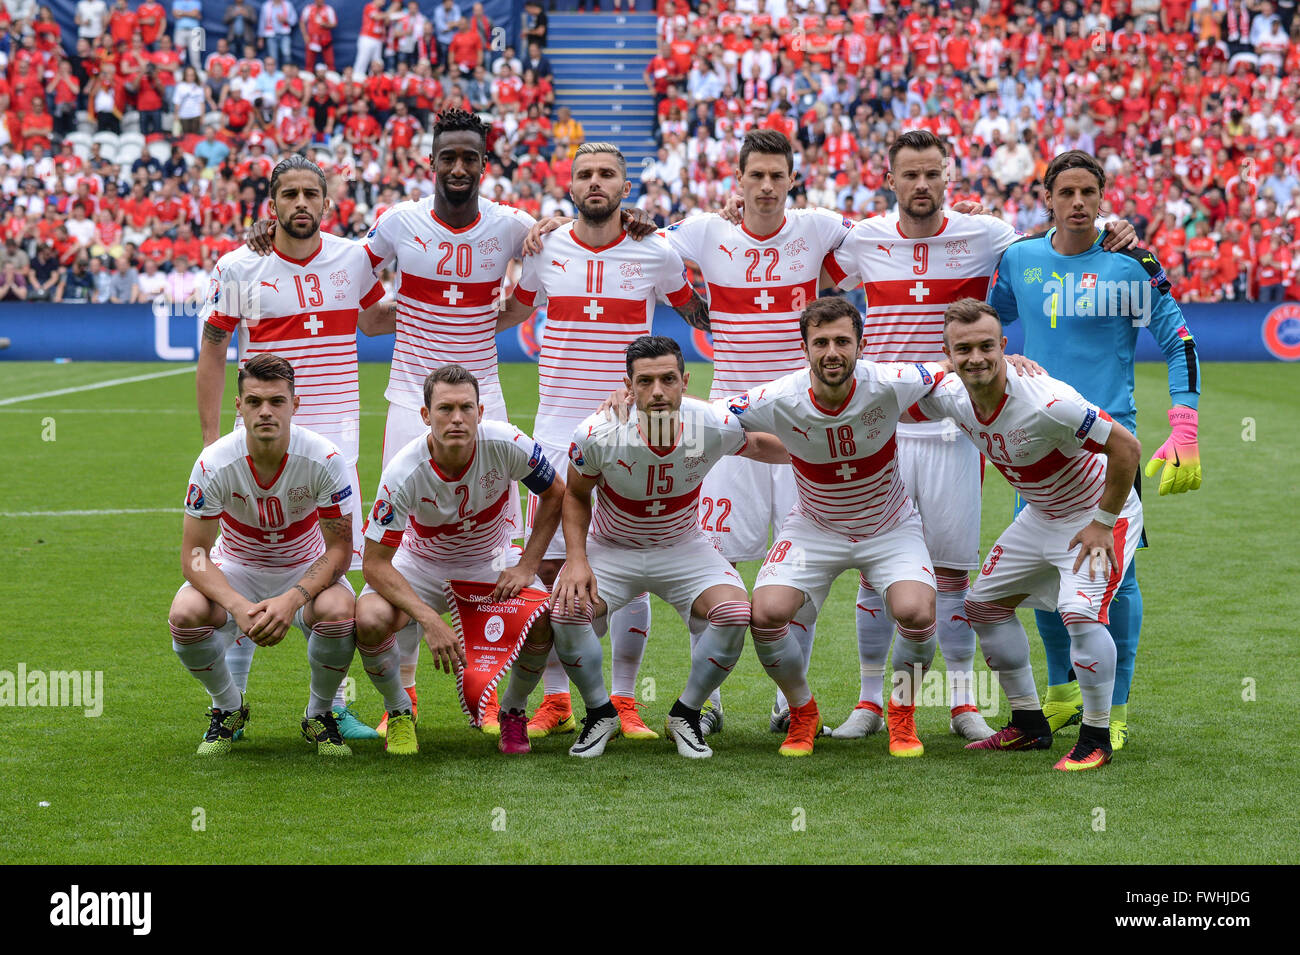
top-left (660, 209), bottom-right (851, 397)
top-left (568, 397), bottom-right (747, 548)
top-left (202, 233), bottom-right (384, 462)
top-left (915, 370), bottom-right (1115, 521)
top-left (725, 361), bottom-right (943, 538)
top-left (516, 225), bottom-right (695, 448)
top-left (364, 197), bottom-right (535, 412)
top-left (184, 425), bottom-right (354, 569)
top-left (827, 211), bottom-right (1019, 363)
top-left (364, 420), bottom-right (556, 565)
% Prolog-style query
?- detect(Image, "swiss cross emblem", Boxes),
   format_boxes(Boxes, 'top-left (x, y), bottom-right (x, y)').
top-left (330, 269), bottom-right (349, 288)
top-left (1081, 273), bottom-right (1097, 289)
top-left (619, 262), bottom-right (643, 278)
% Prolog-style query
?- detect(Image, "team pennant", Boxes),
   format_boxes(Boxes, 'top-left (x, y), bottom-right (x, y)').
top-left (444, 580), bottom-right (551, 727)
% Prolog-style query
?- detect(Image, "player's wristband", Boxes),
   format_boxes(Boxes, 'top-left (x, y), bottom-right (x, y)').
top-left (1093, 509), bottom-right (1119, 528)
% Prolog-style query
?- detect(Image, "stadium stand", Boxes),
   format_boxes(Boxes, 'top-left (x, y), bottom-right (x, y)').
top-left (0, 0), bottom-right (1295, 308)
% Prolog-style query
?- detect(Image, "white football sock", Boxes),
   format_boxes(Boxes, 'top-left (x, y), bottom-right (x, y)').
top-left (224, 633), bottom-right (255, 694)
top-left (966, 600), bottom-right (1039, 709)
top-left (357, 632), bottom-right (410, 714)
top-left (890, 621), bottom-right (936, 707)
top-left (395, 620), bottom-right (420, 689)
top-left (550, 610), bottom-right (610, 709)
top-left (1065, 618), bottom-right (1117, 729)
top-left (501, 635), bottom-right (550, 712)
top-left (751, 623), bottom-right (811, 708)
top-left (856, 578), bottom-right (893, 706)
top-left (775, 598), bottom-right (818, 711)
top-left (936, 578), bottom-right (977, 710)
top-left (306, 619), bottom-right (355, 717)
top-left (541, 648), bottom-right (569, 696)
top-left (172, 622), bottom-right (242, 712)
top-left (609, 592), bottom-right (651, 698)
top-left (680, 601), bottom-right (748, 709)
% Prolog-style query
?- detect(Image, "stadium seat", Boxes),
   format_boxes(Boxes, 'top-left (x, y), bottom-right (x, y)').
top-left (120, 112), bottom-right (141, 134)
top-left (76, 119), bottom-right (95, 137)
top-left (115, 145), bottom-right (142, 167)
top-left (92, 131), bottom-right (120, 149)
top-left (118, 132), bottom-right (145, 150)
top-left (203, 110), bottom-right (224, 129)
top-left (70, 142), bottom-right (92, 162)
top-left (147, 141), bottom-right (172, 163)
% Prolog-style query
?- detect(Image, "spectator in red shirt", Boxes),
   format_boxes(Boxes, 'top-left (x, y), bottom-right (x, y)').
top-left (343, 100), bottom-right (382, 149)
top-left (47, 60), bottom-right (81, 137)
top-left (448, 18), bottom-right (484, 76)
top-left (301, 0), bottom-right (338, 71)
top-left (136, 1), bottom-right (166, 47)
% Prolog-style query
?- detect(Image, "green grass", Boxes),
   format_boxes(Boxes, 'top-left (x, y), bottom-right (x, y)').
top-left (0, 360), bottom-right (1295, 863)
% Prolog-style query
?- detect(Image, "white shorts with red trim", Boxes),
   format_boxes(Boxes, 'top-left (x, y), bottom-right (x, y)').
top-left (526, 439), bottom-right (573, 561)
top-left (896, 425), bottom-right (982, 571)
top-left (970, 489), bottom-right (1143, 624)
top-left (358, 543), bottom-right (535, 616)
top-left (753, 510), bottom-right (936, 612)
top-left (177, 557), bottom-right (357, 635)
top-left (581, 533), bottom-right (744, 625)
top-left (698, 455), bottom-right (796, 563)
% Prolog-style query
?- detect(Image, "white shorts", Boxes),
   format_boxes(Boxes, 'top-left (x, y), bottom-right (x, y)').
top-left (177, 557), bottom-right (357, 635)
top-left (359, 544), bottom-right (538, 616)
top-left (753, 510), bottom-right (936, 612)
top-left (698, 455), bottom-right (796, 562)
top-left (970, 490), bottom-right (1143, 624)
top-left (582, 534), bottom-right (744, 626)
top-left (525, 439), bottom-right (573, 561)
top-left (896, 426), bottom-right (982, 571)
top-left (383, 398), bottom-right (521, 538)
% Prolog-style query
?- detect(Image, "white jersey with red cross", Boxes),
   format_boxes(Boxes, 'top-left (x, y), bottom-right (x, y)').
top-left (914, 368), bottom-right (1116, 521)
top-left (825, 211), bottom-right (1019, 363)
top-left (515, 224), bottom-right (695, 448)
top-left (201, 233), bottom-right (385, 463)
top-left (660, 209), bottom-right (852, 398)
top-left (184, 425), bottom-right (353, 570)
top-left (567, 397), bottom-right (748, 548)
top-left (364, 420), bottom-right (554, 565)
top-left (364, 196), bottom-right (535, 412)
top-left (724, 361), bottom-right (944, 538)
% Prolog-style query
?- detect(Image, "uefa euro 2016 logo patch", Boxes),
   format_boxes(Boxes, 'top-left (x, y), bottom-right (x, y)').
top-left (371, 499), bottom-right (395, 525)
top-left (186, 484), bottom-right (205, 510)
top-left (568, 442), bottom-right (585, 467)
top-left (727, 394), bottom-right (749, 415)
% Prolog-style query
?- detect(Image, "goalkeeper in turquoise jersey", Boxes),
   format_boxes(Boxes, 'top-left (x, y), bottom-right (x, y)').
top-left (988, 150), bottom-right (1202, 752)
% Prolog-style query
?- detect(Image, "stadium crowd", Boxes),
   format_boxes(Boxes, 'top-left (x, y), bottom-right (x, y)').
top-left (0, 0), bottom-right (1297, 306)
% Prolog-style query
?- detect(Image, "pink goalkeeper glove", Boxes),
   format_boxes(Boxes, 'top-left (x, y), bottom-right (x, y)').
top-left (1144, 406), bottom-right (1201, 495)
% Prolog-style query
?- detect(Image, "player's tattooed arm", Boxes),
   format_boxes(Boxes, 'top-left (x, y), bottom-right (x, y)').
top-left (672, 287), bottom-right (711, 332)
top-left (312, 514), bottom-right (353, 586)
top-left (196, 323), bottom-right (233, 448)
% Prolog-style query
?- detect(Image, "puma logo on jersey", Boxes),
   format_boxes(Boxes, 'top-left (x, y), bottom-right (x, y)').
top-left (791, 424), bottom-right (811, 439)
top-left (231, 491), bottom-right (249, 505)
top-left (411, 236), bottom-right (430, 252)
top-left (615, 459), bottom-right (636, 474)
top-left (420, 497), bottom-right (437, 504)
top-left (877, 243), bottom-right (893, 256)
top-left (261, 280), bottom-right (280, 292)
top-left (503, 515), bottom-right (517, 529)
top-left (326, 451), bottom-right (339, 459)
top-left (552, 258), bottom-right (569, 271)
top-left (1046, 397), bottom-right (1063, 408)
top-left (718, 244), bottom-right (736, 260)
top-left (1075, 591), bottom-right (1094, 605)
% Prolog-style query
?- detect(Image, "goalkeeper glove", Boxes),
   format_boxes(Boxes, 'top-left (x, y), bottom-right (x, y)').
top-left (1144, 406), bottom-right (1201, 495)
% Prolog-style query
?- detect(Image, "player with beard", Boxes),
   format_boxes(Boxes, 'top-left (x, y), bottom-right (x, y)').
top-left (198, 155), bottom-right (391, 739)
top-left (503, 143), bottom-right (710, 743)
top-left (822, 131), bottom-right (1138, 754)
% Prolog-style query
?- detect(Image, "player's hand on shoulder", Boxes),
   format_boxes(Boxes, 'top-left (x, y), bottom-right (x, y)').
top-left (244, 217), bottom-right (277, 256)
top-left (420, 613), bottom-right (464, 673)
top-left (1005, 353), bottom-right (1045, 376)
top-left (720, 192), bottom-right (743, 224)
top-left (621, 207), bottom-right (656, 240)
top-left (1100, 218), bottom-right (1139, 251)
top-left (599, 386), bottom-right (632, 422)
top-left (523, 214), bottom-right (570, 256)
top-left (952, 199), bottom-right (986, 215)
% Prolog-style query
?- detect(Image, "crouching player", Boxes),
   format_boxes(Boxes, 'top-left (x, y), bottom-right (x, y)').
top-left (912, 299), bottom-right (1142, 770)
top-left (550, 336), bottom-right (788, 758)
top-left (356, 365), bottom-right (564, 755)
top-left (170, 354), bottom-right (360, 757)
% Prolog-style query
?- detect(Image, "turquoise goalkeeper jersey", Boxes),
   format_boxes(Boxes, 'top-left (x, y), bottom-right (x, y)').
top-left (988, 229), bottom-right (1200, 433)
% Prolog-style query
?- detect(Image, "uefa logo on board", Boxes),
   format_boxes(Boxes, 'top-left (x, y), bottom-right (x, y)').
top-left (1261, 304), bottom-right (1300, 361)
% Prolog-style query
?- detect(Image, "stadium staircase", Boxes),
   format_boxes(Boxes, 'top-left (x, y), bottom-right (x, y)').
top-left (545, 13), bottom-right (659, 191)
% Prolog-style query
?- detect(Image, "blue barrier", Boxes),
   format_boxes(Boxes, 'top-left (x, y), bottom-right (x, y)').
top-left (2, 301), bottom-right (1298, 364)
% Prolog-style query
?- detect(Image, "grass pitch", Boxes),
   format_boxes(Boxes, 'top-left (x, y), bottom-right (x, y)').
top-left (0, 359), bottom-right (1295, 864)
